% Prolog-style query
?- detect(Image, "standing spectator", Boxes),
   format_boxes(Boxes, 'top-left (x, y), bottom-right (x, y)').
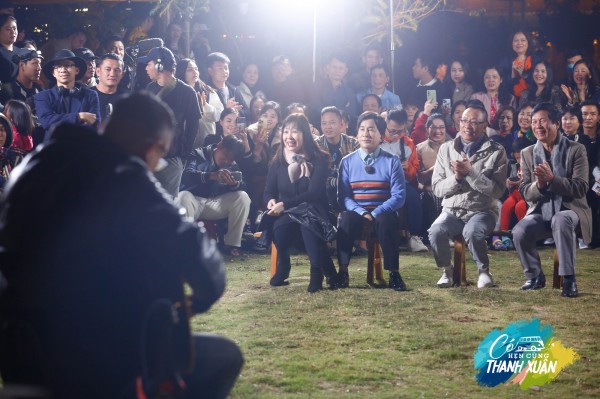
top-left (500, 31), bottom-right (540, 98)
top-left (347, 45), bottom-right (384, 93)
top-left (560, 59), bottom-right (600, 106)
top-left (73, 47), bottom-right (98, 88)
top-left (410, 55), bottom-right (450, 107)
top-left (237, 62), bottom-right (265, 109)
top-left (309, 53), bottom-right (357, 128)
top-left (520, 61), bottom-right (563, 109)
top-left (34, 49), bottom-right (100, 141)
top-left (381, 109), bottom-right (428, 252)
top-left (0, 48), bottom-right (43, 106)
top-left (138, 47), bottom-right (201, 198)
top-left (315, 106), bottom-right (359, 210)
top-left (0, 14), bottom-right (18, 81)
top-left (264, 55), bottom-right (305, 109)
top-left (513, 103), bottom-right (591, 297)
top-left (417, 113), bottom-right (449, 244)
top-left (92, 53), bottom-right (125, 122)
top-left (471, 66), bottom-right (516, 125)
top-left (337, 112), bottom-right (408, 291)
top-left (448, 59), bottom-right (474, 103)
top-left (176, 58), bottom-right (222, 146)
top-left (356, 64), bottom-right (401, 111)
top-left (429, 104), bottom-right (507, 288)
top-left (206, 52), bottom-right (247, 117)
top-left (40, 27), bottom-right (86, 61)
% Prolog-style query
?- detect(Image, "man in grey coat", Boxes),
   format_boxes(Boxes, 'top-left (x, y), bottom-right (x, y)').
top-left (513, 102), bottom-right (592, 298)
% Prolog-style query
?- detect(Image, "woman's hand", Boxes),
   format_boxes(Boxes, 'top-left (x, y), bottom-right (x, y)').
top-left (267, 201), bottom-right (285, 216)
top-left (423, 99), bottom-right (437, 116)
top-left (561, 84), bottom-right (573, 103)
top-left (267, 198), bottom-right (277, 209)
top-left (226, 98), bottom-right (242, 111)
top-left (512, 60), bottom-right (524, 77)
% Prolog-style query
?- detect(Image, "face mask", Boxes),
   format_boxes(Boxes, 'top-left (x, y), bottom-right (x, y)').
top-left (154, 158), bottom-right (168, 172)
top-left (567, 64), bottom-right (575, 72)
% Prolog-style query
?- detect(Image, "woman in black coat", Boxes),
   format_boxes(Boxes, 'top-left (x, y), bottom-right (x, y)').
top-left (264, 114), bottom-right (339, 292)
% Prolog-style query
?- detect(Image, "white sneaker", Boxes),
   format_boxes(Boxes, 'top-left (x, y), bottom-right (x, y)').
top-left (408, 236), bottom-right (428, 252)
top-left (477, 270), bottom-right (494, 288)
top-left (544, 237), bottom-right (555, 245)
top-left (437, 267), bottom-right (453, 288)
top-left (578, 238), bottom-right (589, 249)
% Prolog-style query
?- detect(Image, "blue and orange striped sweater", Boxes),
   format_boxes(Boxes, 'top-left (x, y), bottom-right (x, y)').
top-left (338, 149), bottom-right (406, 217)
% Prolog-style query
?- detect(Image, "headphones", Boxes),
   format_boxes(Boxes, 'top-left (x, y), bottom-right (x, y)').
top-left (57, 83), bottom-right (82, 98)
top-left (154, 47), bottom-right (164, 72)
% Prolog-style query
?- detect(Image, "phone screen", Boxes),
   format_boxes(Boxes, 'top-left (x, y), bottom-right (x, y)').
top-left (236, 117), bottom-right (246, 130)
top-left (427, 90), bottom-right (437, 103)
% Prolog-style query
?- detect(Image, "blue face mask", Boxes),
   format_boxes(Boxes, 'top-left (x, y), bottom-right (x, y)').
top-left (567, 64), bottom-right (575, 72)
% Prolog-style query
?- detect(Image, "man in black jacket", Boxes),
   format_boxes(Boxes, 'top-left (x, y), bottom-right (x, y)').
top-left (177, 135), bottom-right (251, 256)
top-left (0, 92), bottom-right (242, 399)
top-left (139, 46), bottom-right (202, 198)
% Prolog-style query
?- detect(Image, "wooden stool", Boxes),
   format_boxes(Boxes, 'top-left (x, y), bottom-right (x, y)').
top-left (366, 235), bottom-right (386, 287)
top-left (270, 243), bottom-right (278, 278)
top-left (270, 236), bottom-right (385, 287)
top-left (452, 236), bottom-right (467, 287)
top-left (552, 248), bottom-right (562, 289)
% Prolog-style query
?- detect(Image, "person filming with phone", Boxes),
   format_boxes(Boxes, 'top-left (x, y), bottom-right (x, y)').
top-left (177, 135), bottom-right (251, 257)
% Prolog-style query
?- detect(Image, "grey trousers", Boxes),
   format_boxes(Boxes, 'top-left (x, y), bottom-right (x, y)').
top-left (512, 210), bottom-right (578, 279)
top-left (428, 210), bottom-right (496, 270)
top-left (154, 156), bottom-right (185, 199)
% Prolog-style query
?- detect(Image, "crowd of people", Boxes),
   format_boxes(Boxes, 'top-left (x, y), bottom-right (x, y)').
top-left (1, 7), bottom-right (600, 395)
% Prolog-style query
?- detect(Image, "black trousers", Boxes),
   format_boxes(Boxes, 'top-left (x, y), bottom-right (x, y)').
top-left (271, 215), bottom-right (337, 281)
top-left (337, 210), bottom-right (400, 270)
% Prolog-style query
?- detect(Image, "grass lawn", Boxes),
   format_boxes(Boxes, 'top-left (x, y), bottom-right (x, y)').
top-left (192, 247), bottom-right (600, 398)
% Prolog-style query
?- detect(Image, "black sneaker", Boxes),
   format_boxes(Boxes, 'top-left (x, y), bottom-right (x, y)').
top-left (561, 281), bottom-right (578, 298)
top-left (338, 271), bottom-right (349, 288)
top-left (389, 272), bottom-right (407, 291)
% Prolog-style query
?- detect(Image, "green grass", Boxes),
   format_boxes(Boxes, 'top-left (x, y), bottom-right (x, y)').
top-left (192, 248), bottom-right (600, 398)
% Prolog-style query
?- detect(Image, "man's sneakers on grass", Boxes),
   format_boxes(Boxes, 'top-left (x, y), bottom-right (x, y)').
top-left (477, 269), bottom-right (494, 288)
top-left (437, 266), bottom-right (453, 288)
top-left (407, 236), bottom-right (428, 252)
top-left (437, 266), bottom-right (494, 288)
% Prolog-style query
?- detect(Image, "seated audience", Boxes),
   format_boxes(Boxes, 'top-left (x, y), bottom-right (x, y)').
top-left (337, 112), bottom-right (408, 291)
top-left (381, 109), bottom-right (428, 252)
top-left (265, 114), bottom-right (339, 292)
top-left (429, 104), bottom-right (507, 288)
top-left (513, 103), bottom-right (591, 298)
top-left (177, 135), bottom-right (251, 257)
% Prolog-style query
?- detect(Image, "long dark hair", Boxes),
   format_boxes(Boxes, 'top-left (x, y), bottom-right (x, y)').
top-left (448, 58), bottom-right (471, 86)
top-left (176, 58), bottom-right (213, 94)
top-left (0, 114), bottom-right (14, 148)
top-left (567, 59), bottom-right (598, 99)
top-left (481, 65), bottom-right (513, 107)
top-left (524, 61), bottom-right (554, 103)
top-left (272, 114), bottom-right (327, 165)
top-left (4, 100), bottom-right (34, 136)
top-left (215, 107), bottom-right (238, 139)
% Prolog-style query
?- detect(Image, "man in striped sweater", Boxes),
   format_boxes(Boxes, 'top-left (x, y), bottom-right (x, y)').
top-left (337, 112), bottom-right (407, 291)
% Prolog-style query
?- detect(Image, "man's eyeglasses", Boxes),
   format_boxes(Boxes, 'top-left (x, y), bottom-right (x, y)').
top-left (54, 63), bottom-right (77, 71)
top-left (459, 119), bottom-right (485, 127)
top-left (386, 128), bottom-right (407, 136)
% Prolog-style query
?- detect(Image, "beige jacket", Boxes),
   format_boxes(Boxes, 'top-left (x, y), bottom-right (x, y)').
top-left (432, 135), bottom-right (508, 222)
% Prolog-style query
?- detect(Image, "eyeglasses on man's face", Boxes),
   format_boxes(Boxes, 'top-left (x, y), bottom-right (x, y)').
top-left (459, 119), bottom-right (485, 127)
top-left (54, 63), bottom-right (76, 71)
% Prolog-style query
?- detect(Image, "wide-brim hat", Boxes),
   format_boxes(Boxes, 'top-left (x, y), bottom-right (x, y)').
top-left (42, 49), bottom-right (87, 81)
